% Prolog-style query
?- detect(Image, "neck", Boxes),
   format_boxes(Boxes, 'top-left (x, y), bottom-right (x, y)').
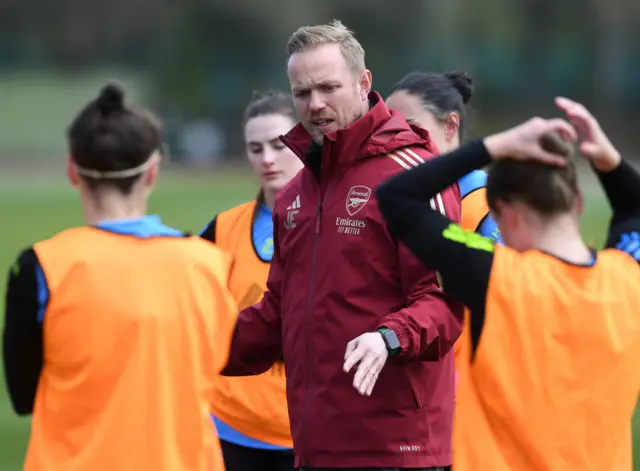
top-left (263, 189), bottom-right (276, 210)
top-left (81, 188), bottom-right (147, 225)
top-left (534, 214), bottom-right (591, 264)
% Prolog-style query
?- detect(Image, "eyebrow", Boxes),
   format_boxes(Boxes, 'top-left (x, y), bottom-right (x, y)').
top-left (247, 137), bottom-right (285, 146)
top-left (293, 80), bottom-right (341, 92)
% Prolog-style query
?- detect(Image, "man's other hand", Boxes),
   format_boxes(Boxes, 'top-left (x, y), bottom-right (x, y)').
top-left (343, 332), bottom-right (388, 396)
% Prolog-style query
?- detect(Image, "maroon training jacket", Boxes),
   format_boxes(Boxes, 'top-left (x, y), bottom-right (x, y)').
top-left (223, 92), bottom-right (464, 468)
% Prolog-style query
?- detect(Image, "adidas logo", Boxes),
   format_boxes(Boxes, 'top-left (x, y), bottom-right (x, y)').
top-left (284, 194), bottom-right (301, 230)
top-left (287, 194), bottom-right (301, 211)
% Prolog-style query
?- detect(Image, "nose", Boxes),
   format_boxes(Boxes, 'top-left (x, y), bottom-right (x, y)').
top-left (262, 148), bottom-right (276, 167)
top-left (308, 91), bottom-right (326, 112)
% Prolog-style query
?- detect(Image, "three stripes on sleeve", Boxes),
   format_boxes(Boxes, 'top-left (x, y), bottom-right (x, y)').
top-left (386, 148), bottom-right (448, 218)
top-left (386, 148), bottom-right (448, 289)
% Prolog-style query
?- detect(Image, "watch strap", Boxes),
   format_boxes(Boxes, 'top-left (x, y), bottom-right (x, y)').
top-left (377, 327), bottom-right (400, 357)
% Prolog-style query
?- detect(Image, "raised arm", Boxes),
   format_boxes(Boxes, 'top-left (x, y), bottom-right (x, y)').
top-left (598, 160), bottom-right (640, 252)
top-left (377, 111), bottom-right (578, 302)
top-left (377, 181), bottom-right (465, 362)
top-left (553, 97), bottom-right (640, 254)
top-left (345, 141), bottom-right (498, 396)
top-left (374, 115), bottom-right (578, 374)
top-left (376, 140), bottom-right (496, 313)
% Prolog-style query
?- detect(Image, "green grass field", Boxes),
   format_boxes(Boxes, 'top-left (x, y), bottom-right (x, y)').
top-left (0, 168), bottom-right (638, 469)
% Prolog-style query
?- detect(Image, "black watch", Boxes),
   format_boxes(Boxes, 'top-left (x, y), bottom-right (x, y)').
top-left (378, 328), bottom-right (401, 356)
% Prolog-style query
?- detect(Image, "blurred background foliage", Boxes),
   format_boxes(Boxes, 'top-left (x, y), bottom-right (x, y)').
top-left (0, 0), bottom-right (638, 163)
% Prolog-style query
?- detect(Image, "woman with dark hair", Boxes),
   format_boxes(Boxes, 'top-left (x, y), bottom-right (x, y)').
top-left (3, 82), bottom-right (237, 471)
top-left (387, 71), bottom-right (502, 243)
top-left (377, 97), bottom-right (640, 470)
top-left (387, 71), bottom-right (502, 377)
top-left (200, 90), bottom-right (301, 471)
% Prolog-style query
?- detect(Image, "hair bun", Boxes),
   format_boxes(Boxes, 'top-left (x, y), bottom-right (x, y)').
top-left (540, 132), bottom-right (574, 158)
top-left (96, 81), bottom-right (125, 117)
top-left (444, 71), bottom-right (473, 104)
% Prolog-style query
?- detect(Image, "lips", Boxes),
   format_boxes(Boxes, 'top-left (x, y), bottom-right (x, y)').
top-left (312, 119), bottom-right (334, 129)
top-left (263, 171), bottom-right (279, 179)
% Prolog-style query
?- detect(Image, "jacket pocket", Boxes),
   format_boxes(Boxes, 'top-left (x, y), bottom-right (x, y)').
top-left (407, 374), bottom-right (423, 409)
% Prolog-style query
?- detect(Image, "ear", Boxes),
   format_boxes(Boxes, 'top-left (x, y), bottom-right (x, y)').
top-left (494, 199), bottom-right (517, 230)
top-left (444, 112), bottom-right (460, 142)
top-left (491, 200), bottom-right (504, 221)
top-left (359, 69), bottom-right (372, 101)
top-left (66, 156), bottom-right (81, 187)
top-left (144, 153), bottom-right (161, 189)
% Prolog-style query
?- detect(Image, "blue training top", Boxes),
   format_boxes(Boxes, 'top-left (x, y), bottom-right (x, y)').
top-left (252, 203), bottom-right (275, 262)
top-left (458, 170), bottom-right (503, 243)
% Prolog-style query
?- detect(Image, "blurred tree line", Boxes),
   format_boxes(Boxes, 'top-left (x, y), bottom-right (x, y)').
top-left (0, 0), bottom-right (638, 157)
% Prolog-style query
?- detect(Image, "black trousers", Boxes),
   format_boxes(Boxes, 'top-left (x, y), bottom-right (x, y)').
top-left (220, 439), bottom-right (296, 471)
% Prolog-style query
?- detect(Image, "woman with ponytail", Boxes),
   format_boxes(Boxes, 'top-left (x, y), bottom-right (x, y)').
top-left (386, 71), bottom-right (502, 394)
top-left (199, 90), bottom-right (301, 471)
top-left (3, 82), bottom-right (236, 471)
top-left (386, 71), bottom-right (502, 243)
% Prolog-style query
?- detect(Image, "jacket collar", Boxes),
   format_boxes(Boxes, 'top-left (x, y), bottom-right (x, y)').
top-left (280, 91), bottom-right (432, 168)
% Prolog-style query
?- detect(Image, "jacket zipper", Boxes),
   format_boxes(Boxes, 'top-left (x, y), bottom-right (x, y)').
top-left (301, 199), bottom-right (323, 465)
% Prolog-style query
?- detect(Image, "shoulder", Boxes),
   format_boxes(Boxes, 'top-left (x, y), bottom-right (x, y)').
top-left (488, 244), bottom-right (537, 281)
top-left (35, 227), bottom-right (86, 244)
top-left (201, 200), bottom-right (258, 242)
top-left (33, 227), bottom-right (94, 257)
top-left (484, 245), bottom-right (535, 298)
top-left (7, 247), bottom-right (39, 278)
top-left (220, 200), bottom-right (258, 219)
top-left (217, 200), bottom-right (258, 228)
top-left (372, 145), bottom-right (437, 178)
top-left (5, 246), bottom-right (41, 295)
top-left (458, 170), bottom-right (488, 199)
top-left (599, 248), bottom-right (640, 274)
top-left (187, 235), bottom-right (232, 257)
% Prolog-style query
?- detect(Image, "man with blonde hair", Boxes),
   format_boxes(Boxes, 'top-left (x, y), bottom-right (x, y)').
top-left (223, 20), bottom-right (462, 471)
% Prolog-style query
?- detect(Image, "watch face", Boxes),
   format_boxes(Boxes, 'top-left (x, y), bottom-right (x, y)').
top-left (384, 331), bottom-right (400, 350)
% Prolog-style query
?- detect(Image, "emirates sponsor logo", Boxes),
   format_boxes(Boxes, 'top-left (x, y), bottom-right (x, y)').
top-left (336, 217), bottom-right (366, 235)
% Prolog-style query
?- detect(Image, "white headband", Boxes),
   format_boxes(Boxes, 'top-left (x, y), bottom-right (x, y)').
top-left (73, 155), bottom-right (155, 180)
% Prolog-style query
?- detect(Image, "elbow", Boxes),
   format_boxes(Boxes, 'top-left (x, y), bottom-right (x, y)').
top-left (221, 355), bottom-right (274, 377)
top-left (416, 339), bottom-right (446, 362)
top-left (396, 336), bottom-right (445, 363)
top-left (9, 395), bottom-right (34, 416)
top-left (221, 363), bottom-right (252, 377)
top-left (3, 360), bottom-right (41, 417)
top-left (5, 381), bottom-right (36, 416)
top-left (221, 364), bottom-right (271, 377)
top-left (14, 406), bottom-right (33, 417)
